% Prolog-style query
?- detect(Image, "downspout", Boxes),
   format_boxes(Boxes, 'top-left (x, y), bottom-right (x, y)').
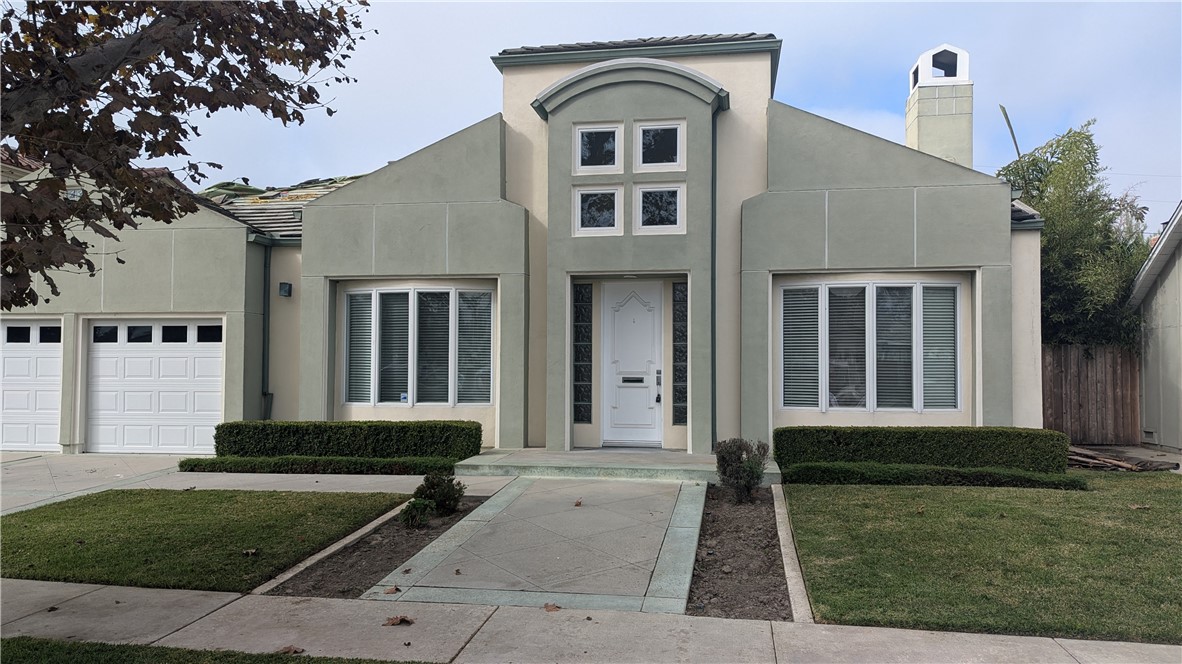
top-left (710, 107), bottom-right (719, 448)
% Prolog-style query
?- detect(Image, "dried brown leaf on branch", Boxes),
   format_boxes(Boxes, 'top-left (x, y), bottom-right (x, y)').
top-left (1, 1), bottom-right (370, 309)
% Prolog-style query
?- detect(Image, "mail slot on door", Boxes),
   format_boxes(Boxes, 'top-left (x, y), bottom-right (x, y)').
top-left (621, 377), bottom-right (645, 384)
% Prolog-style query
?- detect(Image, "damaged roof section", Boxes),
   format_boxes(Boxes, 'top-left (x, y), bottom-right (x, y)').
top-left (1010, 199), bottom-right (1045, 230)
top-left (498, 33), bottom-right (777, 56)
top-left (200, 176), bottom-right (360, 239)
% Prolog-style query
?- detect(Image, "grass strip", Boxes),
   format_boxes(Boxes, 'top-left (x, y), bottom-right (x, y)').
top-left (0, 490), bottom-right (406, 593)
top-left (0, 637), bottom-right (429, 663)
top-left (179, 455), bottom-right (454, 475)
top-left (782, 461), bottom-right (1088, 490)
top-left (788, 471), bottom-right (1182, 644)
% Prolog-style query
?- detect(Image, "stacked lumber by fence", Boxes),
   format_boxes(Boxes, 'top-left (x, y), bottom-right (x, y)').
top-left (1068, 446), bottom-right (1178, 472)
top-left (1042, 345), bottom-right (1140, 447)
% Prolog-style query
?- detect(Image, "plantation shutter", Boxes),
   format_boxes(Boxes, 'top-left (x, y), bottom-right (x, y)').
top-left (416, 292), bottom-right (451, 403)
top-left (827, 286), bottom-right (867, 408)
top-left (378, 292), bottom-right (409, 403)
top-left (346, 293), bottom-right (373, 402)
top-left (875, 286), bottom-right (914, 408)
top-left (782, 288), bottom-right (820, 407)
top-left (922, 286), bottom-right (958, 408)
top-left (457, 291), bottom-right (492, 403)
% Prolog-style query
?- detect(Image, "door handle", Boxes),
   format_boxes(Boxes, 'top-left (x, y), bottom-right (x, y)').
top-left (655, 393), bottom-right (661, 404)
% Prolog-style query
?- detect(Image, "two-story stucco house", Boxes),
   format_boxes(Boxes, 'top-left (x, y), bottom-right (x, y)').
top-left (0, 34), bottom-right (1043, 455)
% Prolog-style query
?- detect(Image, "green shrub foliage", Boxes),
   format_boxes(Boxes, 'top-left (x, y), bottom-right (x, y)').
top-left (178, 455), bottom-right (455, 475)
top-left (782, 461), bottom-right (1088, 490)
top-left (413, 472), bottom-right (466, 515)
top-left (715, 438), bottom-right (770, 502)
top-left (774, 426), bottom-right (1069, 474)
top-left (213, 421), bottom-right (482, 460)
top-left (398, 498), bottom-right (436, 529)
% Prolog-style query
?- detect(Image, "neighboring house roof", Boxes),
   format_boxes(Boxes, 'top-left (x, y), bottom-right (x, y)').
top-left (1010, 199), bottom-right (1045, 229)
top-left (1129, 200), bottom-right (1182, 308)
top-left (0, 145), bottom-right (45, 174)
top-left (200, 176), bottom-right (359, 239)
top-left (498, 33), bottom-right (777, 56)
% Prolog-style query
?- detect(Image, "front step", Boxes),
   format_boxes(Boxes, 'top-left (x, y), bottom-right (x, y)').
top-left (454, 450), bottom-right (782, 485)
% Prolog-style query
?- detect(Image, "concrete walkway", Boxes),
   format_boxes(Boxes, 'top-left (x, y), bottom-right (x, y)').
top-left (362, 477), bottom-right (705, 614)
top-left (2, 579), bottom-right (1177, 663)
top-left (0, 453), bottom-right (512, 514)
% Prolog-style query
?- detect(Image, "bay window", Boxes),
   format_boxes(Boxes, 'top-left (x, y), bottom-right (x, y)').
top-left (780, 282), bottom-right (959, 411)
top-left (345, 288), bottom-right (493, 406)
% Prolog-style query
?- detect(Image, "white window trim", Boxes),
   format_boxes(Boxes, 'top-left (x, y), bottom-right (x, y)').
top-left (572, 185), bottom-right (624, 237)
top-left (634, 119), bottom-right (687, 172)
top-left (342, 287), bottom-right (495, 408)
top-left (776, 280), bottom-right (961, 413)
top-left (573, 123), bottom-right (623, 175)
top-left (632, 182), bottom-right (686, 236)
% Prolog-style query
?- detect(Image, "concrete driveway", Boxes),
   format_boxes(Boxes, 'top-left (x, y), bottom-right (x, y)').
top-left (1, 453), bottom-right (182, 514)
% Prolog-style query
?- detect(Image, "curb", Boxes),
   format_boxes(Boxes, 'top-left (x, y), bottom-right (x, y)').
top-left (772, 483), bottom-right (814, 623)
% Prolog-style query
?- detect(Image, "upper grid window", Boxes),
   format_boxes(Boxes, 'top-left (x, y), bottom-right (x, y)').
top-left (780, 282), bottom-right (959, 412)
top-left (572, 186), bottom-right (623, 236)
top-left (345, 288), bottom-right (494, 406)
top-left (574, 124), bottom-right (621, 174)
top-left (635, 120), bottom-right (686, 172)
top-left (633, 183), bottom-right (686, 235)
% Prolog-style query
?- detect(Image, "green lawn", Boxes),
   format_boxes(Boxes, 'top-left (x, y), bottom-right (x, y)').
top-left (0, 637), bottom-right (428, 663)
top-left (787, 471), bottom-right (1182, 644)
top-left (0, 490), bottom-right (406, 593)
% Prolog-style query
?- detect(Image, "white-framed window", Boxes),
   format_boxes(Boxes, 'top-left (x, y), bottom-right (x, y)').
top-left (345, 288), bottom-right (494, 406)
top-left (634, 119), bottom-right (686, 172)
top-left (572, 185), bottom-right (623, 237)
top-left (632, 182), bottom-right (686, 235)
top-left (779, 282), bottom-right (959, 412)
top-left (573, 123), bottom-right (622, 175)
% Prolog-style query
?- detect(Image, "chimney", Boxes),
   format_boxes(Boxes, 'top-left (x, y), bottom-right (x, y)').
top-left (905, 44), bottom-right (973, 168)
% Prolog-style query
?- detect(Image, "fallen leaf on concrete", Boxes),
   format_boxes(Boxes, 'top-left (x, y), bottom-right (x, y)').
top-left (1130, 504), bottom-right (1152, 510)
top-left (384, 616), bottom-right (415, 626)
top-left (454, 568), bottom-right (462, 575)
top-left (403, 642), bottom-right (411, 647)
top-left (383, 586), bottom-right (401, 594)
top-left (275, 645), bottom-right (305, 654)
top-left (574, 498), bottom-right (582, 507)
top-left (543, 603), bottom-right (561, 612)
top-left (401, 568), bottom-right (412, 574)
top-left (585, 616), bottom-right (593, 621)
top-left (242, 548), bottom-right (258, 557)
top-left (46, 606), bottom-right (59, 613)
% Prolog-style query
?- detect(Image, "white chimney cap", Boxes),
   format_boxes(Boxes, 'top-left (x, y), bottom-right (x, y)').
top-left (910, 44), bottom-right (971, 91)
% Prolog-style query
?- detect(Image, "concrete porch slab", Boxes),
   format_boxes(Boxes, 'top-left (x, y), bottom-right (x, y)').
top-left (456, 448), bottom-right (782, 485)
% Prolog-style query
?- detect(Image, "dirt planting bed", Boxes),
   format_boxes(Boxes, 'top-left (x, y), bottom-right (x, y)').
top-left (686, 484), bottom-right (793, 621)
top-left (266, 497), bottom-right (486, 599)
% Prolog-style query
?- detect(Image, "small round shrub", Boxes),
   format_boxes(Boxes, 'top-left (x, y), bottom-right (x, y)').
top-left (413, 472), bottom-right (466, 515)
top-left (715, 438), bottom-right (770, 503)
top-left (398, 498), bottom-right (436, 528)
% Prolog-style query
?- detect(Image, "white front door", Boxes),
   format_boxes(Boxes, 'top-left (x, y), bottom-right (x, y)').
top-left (601, 281), bottom-right (662, 446)
top-left (1, 320), bottom-right (62, 451)
top-left (87, 320), bottom-right (224, 453)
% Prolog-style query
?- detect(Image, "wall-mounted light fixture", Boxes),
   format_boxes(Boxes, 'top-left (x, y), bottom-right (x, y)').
top-left (278, 282), bottom-right (293, 297)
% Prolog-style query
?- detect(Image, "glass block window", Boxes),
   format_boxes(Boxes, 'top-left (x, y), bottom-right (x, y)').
top-left (672, 282), bottom-right (688, 425)
top-left (572, 283), bottom-right (593, 424)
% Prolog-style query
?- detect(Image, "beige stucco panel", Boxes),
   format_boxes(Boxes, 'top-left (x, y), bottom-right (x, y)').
top-left (1140, 246), bottom-right (1181, 451)
top-left (268, 246), bottom-right (302, 421)
top-left (1010, 230), bottom-right (1043, 428)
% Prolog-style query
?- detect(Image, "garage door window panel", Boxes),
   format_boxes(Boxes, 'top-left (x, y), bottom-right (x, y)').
top-left (162, 326), bottom-right (188, 343)
top-left (39, 326), bottom-right (61, 343)
top-left (128, 326), bottom-right (153, 343)
top-left (93, 326), bottom-right (118, 343)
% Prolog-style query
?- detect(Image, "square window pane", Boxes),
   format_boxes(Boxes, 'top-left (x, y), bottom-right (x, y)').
top-left (573, 363), bottom-right (592, 384)
top-left (574, 403), bottom-right (592, 424)
top-left (39, 326), bottom-right (61, 343)
top-left (128, 325), bottom-right (153, 343)
top-left (579, 192), bottom-right (616, 228)
top-left (6, 326), bottom-right (30, 343)
top-left (641, 127), bottom-right (678, 164)
top-left (197, 325), bottom-right (222, 343)
top-left (579, 130), bottom-right (616, 167)
top-left (93, 326), bottom-right (118, 343)
top-left (162, 325), bottom-right (188, 343)
top-left (640, 189), bottom-right (679, 226)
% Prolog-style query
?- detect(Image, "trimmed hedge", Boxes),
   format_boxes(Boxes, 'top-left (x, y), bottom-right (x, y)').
top-left (178, 455), bottom-right (455, 475)
top-left (782, 461), bottom-right (1088, 491)
top-left (214, 420), bottom-right (482, 460)
top-left (774, 426), bottom-right (1069, 474)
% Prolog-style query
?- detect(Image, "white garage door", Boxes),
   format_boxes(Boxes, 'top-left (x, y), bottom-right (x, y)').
top-left (87, 320), bottom-right (224, 453)
top-left (1, 320), bottom-right (62, 451)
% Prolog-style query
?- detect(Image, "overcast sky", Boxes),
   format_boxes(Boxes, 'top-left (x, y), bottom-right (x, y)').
top-left (161, 1), bottom-right (1182, 229)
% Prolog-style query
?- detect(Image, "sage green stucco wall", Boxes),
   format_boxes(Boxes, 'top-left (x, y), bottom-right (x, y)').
top-left (21, 206), bottom-right (264, 451)
top-left (300, 115), bottom-right (530, 448)
top-left (739, 101), bottom-right (1014, 442)
top-left (543, 81), bottom-right (717, 453)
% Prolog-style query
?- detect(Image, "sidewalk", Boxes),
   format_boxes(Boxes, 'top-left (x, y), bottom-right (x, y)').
top-left (2, 579), bottom-right (1177, 663)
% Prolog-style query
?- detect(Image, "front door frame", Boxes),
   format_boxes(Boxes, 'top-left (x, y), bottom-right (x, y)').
top-left (600, 279), bottom-right (663, 447)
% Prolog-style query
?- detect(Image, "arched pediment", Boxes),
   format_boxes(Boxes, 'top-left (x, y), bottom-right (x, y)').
top-left (532, 58), bottom-right (729, 120)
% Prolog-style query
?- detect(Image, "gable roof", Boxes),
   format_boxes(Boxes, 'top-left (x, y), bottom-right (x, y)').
top-left (1129, 200), bottom-right (1182, 307)
top-left (200, 176), bottom-right (359, 239)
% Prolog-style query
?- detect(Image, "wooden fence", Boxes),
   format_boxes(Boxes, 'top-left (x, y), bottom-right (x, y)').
top-left (1042, 344), bottom-right (1140, 446)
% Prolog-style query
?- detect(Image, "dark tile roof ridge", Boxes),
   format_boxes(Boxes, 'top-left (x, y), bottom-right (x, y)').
top-left (499, 33), bottom-right (776, 56)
